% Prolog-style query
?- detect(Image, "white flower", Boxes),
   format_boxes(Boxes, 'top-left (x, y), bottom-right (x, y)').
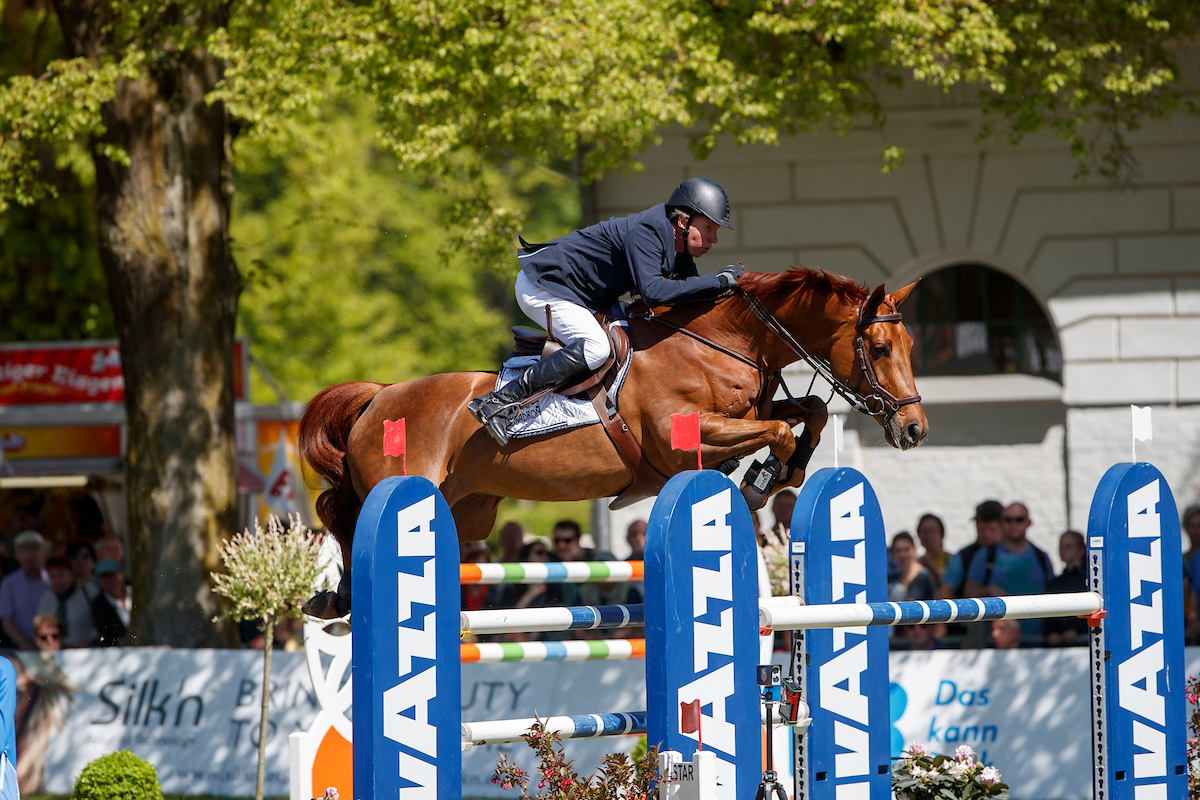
top-left (910, 766), bottom-right (935, 781)
top-left (954, 744), bottom-right (976, 762)
top-left (322, 788), bottom-right (339, 800)
top-left (979, 766), bottom-right (1001, 784)
top-left (945, 759), bottom-right (972, 780)
top-left (902, 742), bottom-right (929, 758)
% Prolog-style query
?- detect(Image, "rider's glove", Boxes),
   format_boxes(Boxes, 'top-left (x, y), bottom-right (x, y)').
top-left (717, 262), bottom-right (745, 289)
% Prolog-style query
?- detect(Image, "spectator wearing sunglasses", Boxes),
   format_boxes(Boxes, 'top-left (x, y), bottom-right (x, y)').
top-left (32, 613), bottom-right (63, 652)
top-left (962, 503), bottom-right (1054, 644)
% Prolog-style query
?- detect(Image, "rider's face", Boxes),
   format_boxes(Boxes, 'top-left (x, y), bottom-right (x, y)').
top-left (681, 215), bottom-right (719, 257)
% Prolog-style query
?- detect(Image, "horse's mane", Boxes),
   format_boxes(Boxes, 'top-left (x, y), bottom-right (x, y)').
top-left (738, 268), bottom-right (869, 305)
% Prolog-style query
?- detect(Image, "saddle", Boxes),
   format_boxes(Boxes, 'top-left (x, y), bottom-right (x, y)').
top-left (506, 311), bottom-right (668, 510)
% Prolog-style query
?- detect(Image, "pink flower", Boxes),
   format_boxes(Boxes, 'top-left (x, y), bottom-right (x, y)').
top-left (561, 778), bottom-right (574, 788)
top-left (979, 766), bottom-right (1001, 784)
top-left (322, 788), bottom-right (339, 800)
top-left (538, 781), bottom-right (547, 789)
top-left (902, 742), bottom-right (928, 758)
top-left (501, 783), bottom-right (511, 791)
top-left (954, 745), bottom-right (975, 762)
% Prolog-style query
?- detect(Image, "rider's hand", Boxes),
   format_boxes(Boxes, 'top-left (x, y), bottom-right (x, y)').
top-left (718, 262), bottom-right (745, 289)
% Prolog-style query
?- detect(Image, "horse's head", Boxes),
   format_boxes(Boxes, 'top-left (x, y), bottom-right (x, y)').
top-left (831, 280), bottom-right (927, 450)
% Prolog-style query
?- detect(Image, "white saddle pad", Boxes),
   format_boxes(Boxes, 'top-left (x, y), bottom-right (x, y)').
top-left (497, 344), bottom-right (632, 440)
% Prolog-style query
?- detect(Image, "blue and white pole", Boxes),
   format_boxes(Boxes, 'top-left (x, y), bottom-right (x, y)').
top-left (351, 476), bottom-right (462, 799)
top-left (1087, 462), bottom-right (1186, 799)
top-left (645, 470), bottom-right (761, 800)
top-left (789, 467), bottom-right (891, 800)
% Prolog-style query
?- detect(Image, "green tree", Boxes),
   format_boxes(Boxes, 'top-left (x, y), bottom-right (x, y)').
top-left (2, 0), bottom-right (1195, 644)
top-left (0, 2), bottom-right (111, 342)
top-left (233, 94), bottom-right (579, 403)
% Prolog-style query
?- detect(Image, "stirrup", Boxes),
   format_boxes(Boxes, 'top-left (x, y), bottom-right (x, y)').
top-left (468, 393), bottom-right (511, 424)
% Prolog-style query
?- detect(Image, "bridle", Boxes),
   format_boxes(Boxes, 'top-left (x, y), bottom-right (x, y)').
top-left (737, 288), bottom-right (922, 421)
top-left (629, 287), bottom-right (922, 422)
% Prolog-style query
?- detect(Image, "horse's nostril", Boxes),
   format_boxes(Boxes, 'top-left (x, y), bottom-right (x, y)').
top-left (906, 422), bottom-right (923, 442)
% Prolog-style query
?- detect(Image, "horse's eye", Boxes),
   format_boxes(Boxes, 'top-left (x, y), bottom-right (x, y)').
top-left (872, 343), bottom-right (890, 358)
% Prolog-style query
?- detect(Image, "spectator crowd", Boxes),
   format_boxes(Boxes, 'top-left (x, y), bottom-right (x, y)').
top-left (0, 530), bottom-right (130, 652)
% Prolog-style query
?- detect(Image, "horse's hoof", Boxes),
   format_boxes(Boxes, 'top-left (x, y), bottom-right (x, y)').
top-left (302, 590), bottom-right (351, 620)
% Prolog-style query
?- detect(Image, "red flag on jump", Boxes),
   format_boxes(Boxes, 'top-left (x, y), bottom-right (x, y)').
top-left (671, 412), bottom-right (702, 471)
top-left (384, 419), bottom-right (406, 475)
top-left (680, 699), bottom-right (702, 750)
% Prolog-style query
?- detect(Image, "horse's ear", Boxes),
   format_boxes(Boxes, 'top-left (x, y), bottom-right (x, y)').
top-left (889, 279), bottom-right (920, 308)
top-left (864, 284), bottom-right (887, 319)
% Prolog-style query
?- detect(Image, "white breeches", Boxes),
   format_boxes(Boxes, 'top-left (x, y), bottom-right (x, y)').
top-left (515, 272), bottom-right (611, 370)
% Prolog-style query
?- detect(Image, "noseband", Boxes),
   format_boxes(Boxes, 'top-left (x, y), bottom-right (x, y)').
top-left (851, 301), bottom-right (923, 419)
top-left (738, 289), bottom-right (921, 421)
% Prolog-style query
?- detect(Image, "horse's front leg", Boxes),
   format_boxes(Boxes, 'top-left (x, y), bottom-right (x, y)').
top-left (765, 395), bottom-right (828, 489)
top-left (767, 394), bottom-right (829, 438)
top-left (692, 415), bottom-right (796, 471)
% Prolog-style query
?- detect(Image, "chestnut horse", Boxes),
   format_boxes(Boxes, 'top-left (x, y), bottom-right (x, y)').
top-left (299, 269), bottom-right (927, 612)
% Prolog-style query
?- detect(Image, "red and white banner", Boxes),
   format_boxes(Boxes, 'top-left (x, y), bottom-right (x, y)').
top-left (0, 340), bottom-right (247, 406)
top-left (0, 344), bottom-right (123, 404)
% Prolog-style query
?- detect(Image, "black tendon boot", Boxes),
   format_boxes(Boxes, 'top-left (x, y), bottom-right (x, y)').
top-left (468, 339), bottom-right (592, 447)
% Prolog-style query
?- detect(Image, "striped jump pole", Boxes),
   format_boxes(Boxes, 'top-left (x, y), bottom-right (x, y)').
top-left (791, 464), bottom-right (1186, 800)
top-left (461, 560), bottom-right (643, 584)
top-left (461, 603), bottom-right (645, 634)
top-left (461, 638), bottom-right (646, 664)
top-left (461, 711), bottom-right (647, 749)
top-left (760, 592), bottom-right (1104, 631)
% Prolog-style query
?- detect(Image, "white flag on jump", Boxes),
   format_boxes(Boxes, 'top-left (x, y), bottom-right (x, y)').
top-left (264, 429), bottom-right (298, 515)
top-left (1131, 405), bottom-right (1153, 463)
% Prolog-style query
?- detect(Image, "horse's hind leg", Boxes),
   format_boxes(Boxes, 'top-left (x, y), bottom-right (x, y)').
top-left (451, 493), bottom-right (502, 542)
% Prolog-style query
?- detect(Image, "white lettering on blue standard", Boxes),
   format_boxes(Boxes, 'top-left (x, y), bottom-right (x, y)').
top-left (822, 483), bottom-right (870, 795)
top-left (679, 488), bottom-right (736, 792)
top-left (1118, 479), bottom-right (1167, 796)
top-left (382, 495), bottom-right (438, 795)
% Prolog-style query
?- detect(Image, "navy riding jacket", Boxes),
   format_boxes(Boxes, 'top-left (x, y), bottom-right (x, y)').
top-left (517, 204), bottom-right (726, 310)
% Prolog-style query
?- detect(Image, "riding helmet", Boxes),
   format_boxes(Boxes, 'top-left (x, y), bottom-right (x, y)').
top-left (667, 177), bottom-right (733, 230)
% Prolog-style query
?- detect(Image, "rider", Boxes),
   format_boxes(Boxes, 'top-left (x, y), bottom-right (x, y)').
top-left (468, 177), bottom-right (745, 446)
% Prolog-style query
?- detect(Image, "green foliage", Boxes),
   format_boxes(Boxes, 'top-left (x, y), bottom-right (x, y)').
top-left (233, 92), bottom-right (579, 401)
top-left (0, 180), bottom-right (113, 342)
top-left (0, 3), bottom-right (112, 343)
top-left (5, 0), bottom-right (1197, 272)
top-left (72, 750), bottom-right (163, 800)
top-left (210, 516), bottom-right (324, 629)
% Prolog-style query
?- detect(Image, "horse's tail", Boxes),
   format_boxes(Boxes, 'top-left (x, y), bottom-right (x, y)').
top-left (299, 381), bottom-right (386, 546)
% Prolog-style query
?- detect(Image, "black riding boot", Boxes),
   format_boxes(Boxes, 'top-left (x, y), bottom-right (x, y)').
top-left (468, 339), bottom-right (591, 446)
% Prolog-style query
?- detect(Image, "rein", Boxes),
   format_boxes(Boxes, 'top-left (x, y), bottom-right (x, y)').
top-left (737, 287), bottom-right (921, 419)
top-left (632, 288), bottom-right (920, 421)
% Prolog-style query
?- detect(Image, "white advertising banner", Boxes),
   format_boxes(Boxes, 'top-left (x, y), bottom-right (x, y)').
top-left (20, 646), bottom-right (1200, 798)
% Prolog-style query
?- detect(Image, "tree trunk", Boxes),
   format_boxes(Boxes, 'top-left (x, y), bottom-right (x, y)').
top-left (256, 623), bottom-right (274, 800)
top-left (54, 0), bottom-right (239, 646)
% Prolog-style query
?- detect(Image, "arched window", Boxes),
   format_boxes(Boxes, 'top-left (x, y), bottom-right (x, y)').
top-left (906, 264), bottom-right (1062, 381)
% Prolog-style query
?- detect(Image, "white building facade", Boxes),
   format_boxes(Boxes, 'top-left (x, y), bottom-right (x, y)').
top-left (596, 71), bottom-right (1200, 562)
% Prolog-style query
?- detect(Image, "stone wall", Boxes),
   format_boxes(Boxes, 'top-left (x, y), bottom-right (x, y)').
top-left (593, 72), bottom-right (1200, 567)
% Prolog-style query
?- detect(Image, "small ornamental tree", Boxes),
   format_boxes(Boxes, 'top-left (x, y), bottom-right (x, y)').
top-left (212, 515), bottom-right (324, 800)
